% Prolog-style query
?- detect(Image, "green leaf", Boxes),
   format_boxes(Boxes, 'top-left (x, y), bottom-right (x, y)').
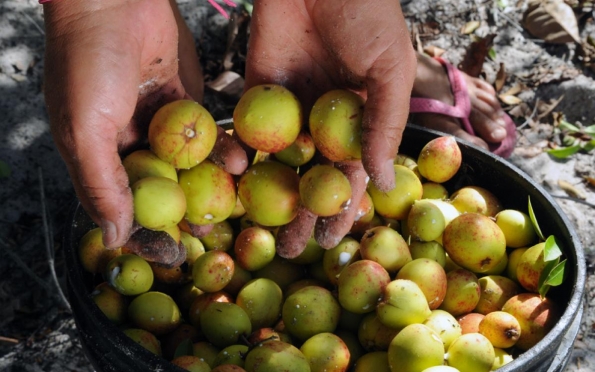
top-left (528, 196), bottom-right (545, 241)
top-left (173, 338), bottom-right (194, 359)
top-left (0, 160), bottom-right (10, 178)
top-left (538, 256), bottom-right (560, 296)
top-left (547, 144), bottom-right (582, 159)
top-left (558, 120), bottom-right (580, 132)
top-left (583, 139), bottom-right (595, 152)
top-left (584, 125), bottom-right (595, 136)
top-left (543, 235), bottom-right (562, 262)
top-left (488, 48), bottom-right (497, 61)
top-left (544, 259), bottom-right (567, 287)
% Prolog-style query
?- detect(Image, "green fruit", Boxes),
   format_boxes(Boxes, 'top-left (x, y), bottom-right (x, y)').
top-left (299, 164), bottom-right (352, 217)
top-left (274, 131), bottom-right (316, 167)
top-left (200, 302), bottom-right (252, 348)
top-left (199, 220), bottom-right (235, 251)
top-left (396, 259), bottom-right (447, 310)
top-left (188, 291), bottom-right (233, 327)
top-left (282, 286), bottom-right (341, 341)
top-left (148, 99), bottom-right (218, 169)
top-left (132, 176), bottom-right (186, 230)
top-left (506, 247), bottom-right (527, 283)
top-left (357, 313), bottom-right (400, 351)
top-left (407, 199), bottom-right (459, 242)
top-left (445, 333), bottom-right (495, 372)
top-left (309, 89), bottom-right (364, 161)
top-left (387, 324), bottom-right (445, 372)
top-left (368, 165), bottom-right (423, 220)
top-left (233, 84), bottom-right (302, 153)
top-left (223, 265), bottom-right (253, 296)
top-left (213, 344), bottom-right (249, 367)
top-left (334, 329), bottom-right (364, 369)
top-left (359, 226), bottom-right (412, 273)
top-left (516, 242), bottom-right (546, 292)
top-left (105, 254), bottom-right (153, 296)
top-left (238, 161), bottom-right (300, 226)
top-left (123, 328), bottom-right (162, 356)
top-left (192, 250), bottom-right (235, 292)
top-left (408, 241), bottom-right (446, 268)
top-left (492, 348), bottom-right (513, 370)
top-left (244, 340), bottom-right (310, 372)
top-left (192, 341), bottom-right (220, 368)
top-left (376, 279), bottom-right (432, 329)
top-left (300, 333), bottom-right (350, 372)
top-left (234, 227), bottom-right (276, 271)
top-left (442, 213), bottom-right (506, 273)
top-left (337, 260), bottom-right (391, 314)
top-left (449, 186), bottom-right (502, 217)
top-left (421, 366), bottom-right (460, 372)
top-left (474, 275), bottom-right (520, 315)
top-left (322, 236), bottom-right (361, 285)
top-left (236, 278), bottom-right (283, 330)
top-left (288, 237), bottom-right (325, 265)
top-left (421, 182), bottom-right (449, 200)
top-left (439, 269), bottom-right (480, 317)
top-left (78, 227), bottom-right (121, 274)
top-left (495, 209), bottom-right (537, 248)
top-left (253, 255), bottom-right (305, 291)
top-left (122, 149), bottom-right (178, 185)
top-left (423, 309), bottom-right (462, 349)
top-left (417, 136), bottom-right (462, 183)
top-left (160, 323), bottom-right (200, 360)
top-left (127, 291), bottom-right (181, 335)
top-left (179, 160), bottom-right (237, 226)
top-left (353, 351), bottom-right (391, 372)
top-left (171, 355), bottom-right (212, 372)
top-left (90, 282), bottom-right (127, 325)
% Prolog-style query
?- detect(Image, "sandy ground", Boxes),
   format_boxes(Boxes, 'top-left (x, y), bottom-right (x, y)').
top-left (0, 0), bottom-right (594, 371)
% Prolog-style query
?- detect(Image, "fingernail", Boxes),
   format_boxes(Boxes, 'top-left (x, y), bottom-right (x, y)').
top-left (101, 219), bottom-right (118, 248)
top-left (381, 159), bottom-right (396, 191)
top-left (492, 127), bottom-right (506, 140)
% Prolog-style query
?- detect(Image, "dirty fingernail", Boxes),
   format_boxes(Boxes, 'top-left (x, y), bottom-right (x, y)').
top-left (492, 126), bottom-right (506, 140)
top-left (379, 159), bottom-right (396, 191)
top-left (101, 219), bottom-right (118, 248)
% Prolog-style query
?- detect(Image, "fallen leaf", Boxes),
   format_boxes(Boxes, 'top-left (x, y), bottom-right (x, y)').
top-left (495, 63), bottom-right (507, 92)
top-left (423, 45), bottom-right (446, 58)
top-left (585, 176), bottom-right (595, 188)
top-left (499, 94), bottom-right (524, 105)
top-left (205, 71), bottom-right (245, 99)
top-left (501, 83), bottom-right (524, 97)
top-left (461, 21), bottom-right (481, 35)
top-left (558, 179), bottom-right (587, 199)
top-left (459, 34), bottom-right (496, 78)
top-left (523, 0), bottom-right (580, 44)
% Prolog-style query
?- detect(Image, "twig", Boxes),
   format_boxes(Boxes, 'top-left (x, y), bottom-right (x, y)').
top-left (38, 167), bottom-right (71, 312)
top-left (550, 194), bottom-right (595, 209)
top-left (494, 7), bottom-right (524, 33)
top-left (0, 238), bottom-right (53, 292)
top-left (19, 10), bottom-right (45, 36)
top-left (0, 336), bottom-right (19, 344)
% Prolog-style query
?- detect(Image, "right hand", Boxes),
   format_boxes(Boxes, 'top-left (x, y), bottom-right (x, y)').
top-left (44, 0), bottom-right (188, 249)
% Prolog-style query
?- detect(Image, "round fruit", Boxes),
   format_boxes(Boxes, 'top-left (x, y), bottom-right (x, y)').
top-left (478, 311), bottom-right (521, 348)
top-left (397, 259), bottom-right (447, 310)
top-left (244, 340), bottom-right (310, 372)
top-left (439, 269), bottom-right (480, 317)
top-left (236, 278), bottom-right (283, 330)
top-left (376, 279), bottom-right (432, 329)
top-left (282, 286), bottom-right (341, 341)
top-left (78, 227), bottom-right (121, 274)
top-left (234, 227), bottom-right (276, 271)
top-left (417, 136), bottom-right (462, 183)
top-left (132, 176), bottom-right (187, 231)
top-left (127, 291), bottom-right (181, 335)
top-left (337, 260), bottom-right (391, 314)
top-left (449, 186), bottom-right (502, 217)
top-left (123, 328), bottom-right (162, 356)
top-left (516, 242), bottom-right (546, 292)
top-left (122, 149), bottom-right (178, 185)
top-left (299, 164), bottom-right (352, 217)
top-left (387, 324), bottom-right (445, 372)
top-left (495, 209), bottom-right (537, 248)
top-left (300, 333), bottom-right (351, 372)
top-left (368, 165), bottom-right (423, 220)
top-left (445, 333), bottom-right (495, 372)
top-left (274, 131), bottom-right (316, 167)
top-left (192, 250), bottom-right (235, 293)
top-left (104, 254), bottom-right (153, 296)
top-left (359, 226), bottom-right (412, 273)
top-left (200, 302), bottom-right (252, 348)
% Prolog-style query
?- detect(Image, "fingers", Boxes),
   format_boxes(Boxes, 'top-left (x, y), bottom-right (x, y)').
top-left (276, 206), bottom-right (318, 259)
top-left (208, 126), bottom-right (249, 175)
top-left (314, 161), bottom-right (368, 249)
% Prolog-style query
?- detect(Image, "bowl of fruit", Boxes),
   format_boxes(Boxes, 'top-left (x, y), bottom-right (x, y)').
top-left (64, 85), bottom-right (586, 372)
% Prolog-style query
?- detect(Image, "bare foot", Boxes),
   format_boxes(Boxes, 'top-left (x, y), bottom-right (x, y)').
top-left (410, 53), bottom-right (508, 151)
top-left (169, 0), bottom-right (204, 103)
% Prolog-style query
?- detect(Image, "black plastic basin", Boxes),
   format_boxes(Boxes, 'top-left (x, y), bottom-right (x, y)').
top-left (63, 123), bottom-right (586, 372)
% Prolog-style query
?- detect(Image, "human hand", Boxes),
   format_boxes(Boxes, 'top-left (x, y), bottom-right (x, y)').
top-left (244, 0), bottom-right (417, 253)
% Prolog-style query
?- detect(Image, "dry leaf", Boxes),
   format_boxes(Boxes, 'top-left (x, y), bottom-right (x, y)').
top-left (459, 34), bottom-right (496, 78)
top-left (585, 176), bottom-right (595, 188)
top-left (495, 63), bottom-right (507, 92)
top-left (558, 180), bottom-right (587, 199)
top-left (523, 0), bottom-right (580, 44)
top-left (501, 83), bottom-right (524, 96)
top-left (536, 95), bottom-right (564, 120)
top-left (461, 21), bottom-right (481, 35)
top-left (205, 70), bottom-right (245, 99)
top-left (499, 94), bottom-right (524, 105)
top-left (423, 45), bottom-right (446, 58)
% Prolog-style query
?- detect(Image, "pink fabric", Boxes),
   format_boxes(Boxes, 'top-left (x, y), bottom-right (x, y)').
top-left (409, 57), bottom-right (516, 158)
top-left (208, 0), bottom-right (237, 19)
top-left (39, 0), bottom-right (52, 4)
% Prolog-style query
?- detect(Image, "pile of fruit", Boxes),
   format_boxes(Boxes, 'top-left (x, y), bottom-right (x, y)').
top-left (78, 85), bottom-right (565, 372)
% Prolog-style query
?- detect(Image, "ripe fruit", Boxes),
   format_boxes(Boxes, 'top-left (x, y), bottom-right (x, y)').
top-left (178, 160), bottom-right (237, 226)
top-left (475, 275), bottom-right (520, 315)
top-left (192, 250), bottom-right (235, 293)
top-left (337, 260), bottom-right (391, 314)
top-left (300, 332), bottom-right (351, 372)
top-left (132, 176), bottom-right (187, 231)
top-left (90, 282), bottom-right (127, 324)
top-left (516, 242), bottom-right (547, 292)
top-left (299, 165), bottom-right (352, 217)
top-left (122, 149), bottom-right (178, 185)
top-left (234, 227), bottom-right (276, 271)
top-left (359, 226), bottom-right (412, 273)
top-left (244, 340), bottom-right (310, 372)
top-left (148, 99), bottom-right (217, 169)
top-left (478, 311), bottom-right (521, 348)
top-left (495, 209), bottom-right (537, 248)
top-left (201, 302), bottom-right (252, 348)
top-left (445, 333), bottom-right (495, 372)
top-left (376, 279), bottom-right (432, 329)
top-left (506, 247), bottom-right (527, 283)
top-left (127, 291), bottom-right (181, 335)
top-left (417, 136), bottom-right (462, 183)
top-left (78, 227), bottom-right (121, 274)
top-left (442, 213), bottom-right (507, 273)
top-left (396, 259), bottom-right (447, 310)
top-left (421, 182), bottom-right (449, 200)
top-left (274, 131), bottom-right (316, 167)
top-left (449, 186), bottom-right (502, 217)
top-left (368, 165), bottom-right (423, 220)
top-left (388, 324), bottom-right (445, 372)
top-left (439, 269), bottom-right (480, 317)
top-left (309, 89), bottom-right (364, 161)
top-left (457, 313), bottom-right (485, 334)
top-left (282, 286), bottom-right (341, 341)
top-left (105, 254), bottom-right (153, 296)
top-left (188, 291), bottom-right (233, 328)
top-left (171, 355), bottom-right (211, 372)
top-left (407, 199), bottom-right (459, 242)
top-left (322, 237), bottom-right (361, 285)
top-left (233, 84), bottom-right (302, 153)
top-left (238, 161), bottom-right (300, 226)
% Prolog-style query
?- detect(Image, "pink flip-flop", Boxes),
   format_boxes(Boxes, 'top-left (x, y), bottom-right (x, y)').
top-left (409, 57), bottom-right (516, 158)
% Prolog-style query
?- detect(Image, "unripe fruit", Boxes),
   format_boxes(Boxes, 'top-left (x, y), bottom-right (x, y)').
top-left (192, 250), bottom-right (234, 292)
top-left (309, 89), bottom-right (364, 161)
top-left (128, 291), bottom-right (181, 335)
top-left (423, 309), bottom-right (462, 349)
top-left (417, 136), bottom-right (462, 183)
top-left (445, 333), bottom-right (495, 372)
top-left (388, 324), bottom-right (445, 372)
top-left (299, 165), bottom-right (352, 217)
top-left (449, 186), bottom-right (502, 217)
top-left (516, 242), bottom-right (546, 292)
top-left (171, 355), bottom-right (211, 372)
top-left (123, 328), bottom-right (162, 356)
top-left (282, 286), bottom-right (341, 341)
top-left (132, 176), bottom-right (186, 231)
top-left (368, 165), bottom-right (423, 220)
top-left (495, 209), bottom-right (537, 248)
top-left (353, 351), bottom-right (390, 372)
top-left (478, 311), bottom-right (521, 348)
top-left (506, 247), bottom-right (527, 283)
top-left (193, 341), bottom-right (220, 367)
top-left (377, 279), bottom-right (432, 329)
top-left (244, 340), bottom-right (310, 372)
top-left (188, 291), bottom-right (233, 328)
top-left (408, 241), bottom-right (446, 267)
top-left (300, 332), bottom-right (351, 372)
top-left (358, 313), bottom-right (400, 351)
top-left (90, 282), bottom-right (127, 324)
top-left (238, 161), bottom-right (300, 226)
top-left (396, 259), bottom-right (447, 310)
top-left (179, 160), bottom-right (237, 226)
top-left (360, 226), bottom-right (411, 273)
top-left (475, 275), bottom-right (520, 315)
top-left (492, 348), bottom-right (514, 370)
top-left (122, 149), bottom-right (178, 185)
top-left (233, 84), bottom-right (302, 153)
top-left (337, 260), bottom-right (391, 314)
top-left (407, 199), bottom-right (460, 242)
top-left (421, 182), bottom-right (449, 200)
top-left (213, 345), bottom-right (249, 368)
top-left (105, 254), bottom-right (153, 296)
top-left (78, 227), bottom-right (121, 274)
top-left (200, 302), bottom-right (252, 348)
top-left (322, 236), bottom-right (361, 286)
top-left (148, 99), bottom-right (217, 169)
top-left (274, 131), bottom-right (316, 167)
top-left (236, 278), bottom-right (283, 330)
